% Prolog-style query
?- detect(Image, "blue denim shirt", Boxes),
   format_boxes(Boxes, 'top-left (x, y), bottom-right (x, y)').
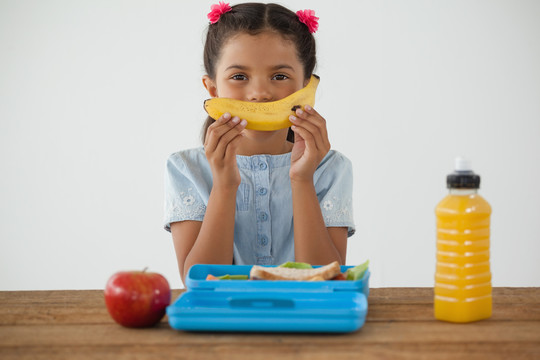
top-left (164, 147), bottom-right (355, 266)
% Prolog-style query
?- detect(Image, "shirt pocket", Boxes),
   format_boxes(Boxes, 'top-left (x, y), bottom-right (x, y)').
top-left (236, 183), bottom-right (251, 212)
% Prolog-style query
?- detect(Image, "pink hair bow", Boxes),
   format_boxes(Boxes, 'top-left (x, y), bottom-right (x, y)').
top-left (207, 2), bottom-right (232, 24)
top-left (296, 9), bottom-right (319, 34)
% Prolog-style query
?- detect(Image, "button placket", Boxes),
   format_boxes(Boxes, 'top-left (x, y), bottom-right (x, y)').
top-left (253, 156), bottom-right (272, 262)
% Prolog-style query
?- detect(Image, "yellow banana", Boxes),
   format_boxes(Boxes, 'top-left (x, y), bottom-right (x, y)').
top-left (204, 74), bottom-right (320, 131)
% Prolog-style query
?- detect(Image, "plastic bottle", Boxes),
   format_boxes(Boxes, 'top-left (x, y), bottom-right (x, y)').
top-left (434, 157), bottom-right (492, 323)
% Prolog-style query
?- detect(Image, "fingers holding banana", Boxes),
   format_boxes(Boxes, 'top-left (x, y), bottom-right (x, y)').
top-left (204, 113), bottom-right (247, 188)
top-left (288, 106), bottom-right (332, 182)
top-left (289, 105), bottom-right (331, 154)
top-left (204, 113), bottom-right (247, 157)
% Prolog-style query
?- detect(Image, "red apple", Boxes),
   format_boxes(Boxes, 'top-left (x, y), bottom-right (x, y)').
top-left (104, 268), bottom-right (171, 328)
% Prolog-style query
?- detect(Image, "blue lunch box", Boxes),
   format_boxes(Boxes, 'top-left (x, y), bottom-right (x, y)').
top-left (167, 264), bottom-right (370, 333)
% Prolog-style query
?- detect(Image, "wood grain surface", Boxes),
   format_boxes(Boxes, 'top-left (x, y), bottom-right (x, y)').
top-left (1, 288), bottom-right (539, 359)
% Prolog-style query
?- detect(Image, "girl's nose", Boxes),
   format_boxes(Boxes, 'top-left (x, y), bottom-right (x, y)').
top-left (248, 80), bottom-right (272, 102)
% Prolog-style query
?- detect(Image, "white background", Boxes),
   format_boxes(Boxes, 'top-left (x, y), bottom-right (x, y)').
top-left (1, 0), bottom-right (539, 290)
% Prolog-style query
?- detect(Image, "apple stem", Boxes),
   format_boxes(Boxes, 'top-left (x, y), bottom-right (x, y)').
top-left (142, 267), bottom-right (148, 273)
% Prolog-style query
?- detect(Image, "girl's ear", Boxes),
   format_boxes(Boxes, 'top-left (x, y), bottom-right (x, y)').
top-left (202, 75), bottom-right (218, 97)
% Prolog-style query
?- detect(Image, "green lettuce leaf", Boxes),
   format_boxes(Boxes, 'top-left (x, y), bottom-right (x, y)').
top-left (217, 274), bottom-right (249, 280)
top-left (345, 260), bottom-right (369, 281)
top-left (278, 261), bottom-right (313, 269)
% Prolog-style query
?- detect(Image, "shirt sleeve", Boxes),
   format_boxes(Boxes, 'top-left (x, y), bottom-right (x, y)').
top-left (315, 151), bottom-right (356, 237)
top-left (163, 152), bottom-right (207, 232)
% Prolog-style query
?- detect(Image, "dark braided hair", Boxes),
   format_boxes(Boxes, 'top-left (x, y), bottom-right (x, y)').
top-left (201, 3), bottom-right (317, 143)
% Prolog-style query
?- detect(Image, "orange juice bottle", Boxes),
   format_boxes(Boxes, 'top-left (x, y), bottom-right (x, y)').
top-left (435, 157), bottom-right (492, 323)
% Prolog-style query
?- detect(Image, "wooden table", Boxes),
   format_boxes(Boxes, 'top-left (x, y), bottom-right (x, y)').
top-left (1, 288), bottom-right (539, 359)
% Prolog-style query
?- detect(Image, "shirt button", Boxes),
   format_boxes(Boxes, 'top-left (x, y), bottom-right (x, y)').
top-left (258, 187), bottom-right (267, 195)
top-left (259, 162), bottom-right (267, 170)
top-left (258, 212), bottom-right (268, 221)
top-left (258, 235), bottom-right (268, 246)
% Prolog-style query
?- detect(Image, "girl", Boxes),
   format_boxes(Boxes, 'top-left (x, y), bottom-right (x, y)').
top-left (164, 2), bottom-right (355, 283)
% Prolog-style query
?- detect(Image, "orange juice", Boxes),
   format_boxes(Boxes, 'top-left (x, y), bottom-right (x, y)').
top-left (435, 158), bottom-right (492, 323)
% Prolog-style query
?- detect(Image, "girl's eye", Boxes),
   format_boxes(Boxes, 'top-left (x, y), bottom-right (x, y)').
top-left (231, 74), bottom-right (247, 81)
top-left (272, 74), bottom-right (288, 80)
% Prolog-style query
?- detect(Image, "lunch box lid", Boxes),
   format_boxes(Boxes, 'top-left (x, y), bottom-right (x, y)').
top-left (167, 289), bottom-right (367, 333)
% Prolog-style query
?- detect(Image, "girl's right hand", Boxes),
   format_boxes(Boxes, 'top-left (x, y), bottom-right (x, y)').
top-left (204, 113), bottom-right (247, 189)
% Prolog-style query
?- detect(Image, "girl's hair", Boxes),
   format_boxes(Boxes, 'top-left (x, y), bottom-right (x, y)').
top-left (201, 2), bottom-right (317, 143)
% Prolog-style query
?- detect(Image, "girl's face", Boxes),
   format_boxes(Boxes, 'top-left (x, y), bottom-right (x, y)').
top-left (204, 31), bottom-right (307, 104)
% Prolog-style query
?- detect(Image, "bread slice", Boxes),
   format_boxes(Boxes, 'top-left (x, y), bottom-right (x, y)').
top-left (250, 261), bottom-right (341, 281)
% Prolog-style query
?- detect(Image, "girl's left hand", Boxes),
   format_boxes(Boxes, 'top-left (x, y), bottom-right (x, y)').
top-left (288, 105), bottom-right (331, 182)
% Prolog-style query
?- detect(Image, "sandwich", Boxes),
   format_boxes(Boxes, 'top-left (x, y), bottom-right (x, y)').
top-left (250, 261), bottom-right (341, 281)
